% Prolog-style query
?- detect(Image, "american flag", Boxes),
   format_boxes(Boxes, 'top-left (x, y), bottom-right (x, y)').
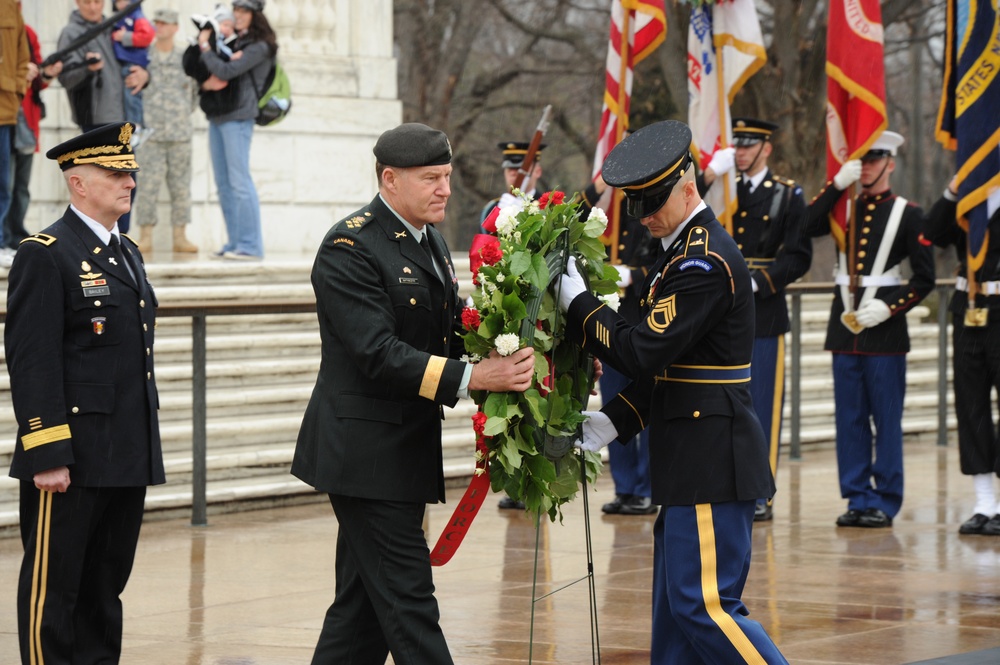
top-left (592, 0), bottom-right (667, 260)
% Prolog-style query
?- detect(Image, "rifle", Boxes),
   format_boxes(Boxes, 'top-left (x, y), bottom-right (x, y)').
top-left (512, 105), bottom-right (552, 192)
top-left (42, 0), bottom-right (144, 68)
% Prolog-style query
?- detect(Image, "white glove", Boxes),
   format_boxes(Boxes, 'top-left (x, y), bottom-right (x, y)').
top-left (613, 264), bottom-right (632, 288)
top-left (854, 299), bottom-right (891, 328)
top-left (574, 411), bottom-right (618, 452)
top-left (498, 192), bottom-right (521, 211)
top-left (707, 147), bottom-right (735, 176)
top-left (557, 256), bottom-right (587, 311)
top-left (833, 159), bottom-right (862, 190)
top-left (751, 277), bottom-right (759, 293)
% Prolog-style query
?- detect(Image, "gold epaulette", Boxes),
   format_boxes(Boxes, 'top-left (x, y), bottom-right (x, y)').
top-left (772, 174), bottom-right (796, 187)
top-left (121, 232), bottom-right (138, 247)
top-left (682, 226), bottom-right (709, 257)
top-left (21, 233), bottom-right (57, 246)
top-left (340, 211), bottom-right (373, 231)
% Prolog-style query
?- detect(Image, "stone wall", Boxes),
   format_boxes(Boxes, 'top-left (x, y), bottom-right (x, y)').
top-left (23, 0), bottom-right (400, 255)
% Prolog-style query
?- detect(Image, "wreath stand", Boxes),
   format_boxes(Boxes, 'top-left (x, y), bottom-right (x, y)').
top-left (525, 240), bottom-right (601, 663)
top-left (526, 450), bottom-right (601, 664)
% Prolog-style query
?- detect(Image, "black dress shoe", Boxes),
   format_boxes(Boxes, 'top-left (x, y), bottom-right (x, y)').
top-left (982, 514), bottom-right (1000, 536)
top-left (959, 513), bottom-right (991, 535)
top-left (617, 495), bottom-right (658, 515)
top-left (836, 509), bottom-right (863, 527)
top-left (601, 495), bottom-right (629, 515)
top-left (497, 496), bottom-right (525, 510)
top-left (858, 507), bottom-right (893, 528)
top-left (754, 502), bottom-right (773, 522)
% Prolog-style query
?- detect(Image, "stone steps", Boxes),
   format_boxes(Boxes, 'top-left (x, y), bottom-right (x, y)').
top-left (0, 257), bottom-right (955, 527)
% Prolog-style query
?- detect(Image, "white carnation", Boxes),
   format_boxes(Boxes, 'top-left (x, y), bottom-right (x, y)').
top-left (526, 200), bottom-right (541, 215)
top-left (588, 206), bottom-right (609, 230)
top-left (495, 273), bottom-right (505, 283)
top-left (495, 207), bottom-right (519, 237)
top-left (600, 293), bottom-right (621, 312)
top-left (494, 333), bottom-right (521, 357)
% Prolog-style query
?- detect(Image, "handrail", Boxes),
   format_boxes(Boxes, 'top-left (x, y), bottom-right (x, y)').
top-left (0, 281), bottom-right (956, 526)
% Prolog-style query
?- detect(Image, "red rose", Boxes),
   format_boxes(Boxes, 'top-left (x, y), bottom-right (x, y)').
top-left (479, 240), bottom-right (503, 266)
top-left (462, 307), bottom-right (481, 331)
top-left (539, 190), bottom-right (565, 209)
top-left (468, 234), bottom-right (499, 285)
top-left (472, 411), bottom-right (487, 436)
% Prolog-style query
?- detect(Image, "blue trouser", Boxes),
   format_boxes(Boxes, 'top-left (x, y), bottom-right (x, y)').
top-left (831, 352), bottom-right (906, 517)
top-left (0, 124), bottom-right (12, 248)
top-left (749, 336), bottom-right (785, 507)
top-left (121, 64), bottom-right (144, 126)
top-left (208, 118), bottom-right (263, 257)
top-left (599, 363), bottom-right (651, 498)
top-left (651, 502), bottom-right (788, 664)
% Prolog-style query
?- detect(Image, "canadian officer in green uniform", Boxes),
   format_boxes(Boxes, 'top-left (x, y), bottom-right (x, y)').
top-left (7, 122), bottom-right (162, 665)
top-left (701, 117), bottom-right (812, 522)
top-left (556, 120), bottom-right (787, 664)
top-left (292, 123), bottom-right (535, 664)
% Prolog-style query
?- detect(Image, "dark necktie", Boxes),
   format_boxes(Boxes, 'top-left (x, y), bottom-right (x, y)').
top-left (420, 233), bottom-right (435, 264)
top-left (109, 235), bottom-right (136, 286)
top-left (738, 176), bottom-right (751, 199)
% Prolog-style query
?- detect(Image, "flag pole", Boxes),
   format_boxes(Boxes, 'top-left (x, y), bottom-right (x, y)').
top-left (714, 29), bottom-right (733, 235)
top-left (609, 8), bottom-right (632, 266)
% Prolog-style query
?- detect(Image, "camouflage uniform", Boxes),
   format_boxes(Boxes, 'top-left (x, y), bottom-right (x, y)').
top-left (134, 43), bottom-right (197, 228)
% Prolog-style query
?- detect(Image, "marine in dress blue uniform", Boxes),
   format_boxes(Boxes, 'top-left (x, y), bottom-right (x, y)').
top-left (925, 183), bottom-right (1000, 535)
top-left (577, 176), bottom-right (659, 515)
top-left (292, 123), bottom-right (534, 664)
top-left (7, 123), bottom-right (162, 665)
top-left (704, 118), bottom-right (812, 521)
top-left (558, 121), bottom-right (787, 664)
top-left (805, 131), bottom-right (935, 528)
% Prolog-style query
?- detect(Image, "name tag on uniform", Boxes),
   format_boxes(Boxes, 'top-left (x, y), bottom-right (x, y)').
top-left (399, 277), bottom-right (419, 285)
top-left (83, 286), bottom-right (112, 297)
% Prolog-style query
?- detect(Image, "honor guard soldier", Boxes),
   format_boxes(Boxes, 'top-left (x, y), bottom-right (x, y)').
top-left (292, 123), bottom-right (534, 664)
top-left (557, 120), bottom-right (787, 664)
top-left (806, 130), bottom-right (935, 528)
top-left (925, 177), bottom-right (1000, 535)
top-left (478, 140), bottom-right (546, 231)
top-left (702, 117), bottom-right (812, 522)
top-left (577, 172), bottom-right (660, 515)
top-left (7, 122), bottom-right (162, 665)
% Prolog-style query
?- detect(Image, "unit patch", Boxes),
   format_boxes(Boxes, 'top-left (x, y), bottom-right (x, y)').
top-left (92, 317), bottom-right (107, 335)
top-left (679, 259), bottom-right (712, 272)
top-left (646, 294), bottom-right (677, 334)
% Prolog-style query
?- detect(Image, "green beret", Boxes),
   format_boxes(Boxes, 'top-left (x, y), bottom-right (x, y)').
top-left (374, 123), bottom-right (452, 168)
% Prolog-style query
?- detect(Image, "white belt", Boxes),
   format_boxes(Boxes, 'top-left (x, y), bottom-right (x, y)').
top-left (835, 274), bottom-right (903, 287)
top-left (956, 276), bottom-right (1000, 295)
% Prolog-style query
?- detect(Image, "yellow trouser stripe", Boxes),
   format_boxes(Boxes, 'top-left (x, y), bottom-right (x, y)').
top-left (768, 336), bottom-right (786, 479)
top-left (419, 356), bottom-right (448, 400)
top-left (695, 504), bottom-right (768, 665)
top-left (22, 425), bottom-right (72, 451)
top-left (30, 490), bottom-right (53, 665)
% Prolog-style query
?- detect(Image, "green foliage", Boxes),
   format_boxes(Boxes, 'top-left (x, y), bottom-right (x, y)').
top-left (461, 191), bottom-right (615, 520)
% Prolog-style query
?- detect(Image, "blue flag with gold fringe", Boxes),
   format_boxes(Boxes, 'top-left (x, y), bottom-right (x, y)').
top-left (936, 0), bottom-right (1000, 270)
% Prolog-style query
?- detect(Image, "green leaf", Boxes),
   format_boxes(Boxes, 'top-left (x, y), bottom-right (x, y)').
top-left (483, 415), bottom-right (509, 437)
top-left (522, 388), bottom-right (548, 424)
top-left (509, 251), bottom-right (532, 277)
top-left (484, 392), bottom-right (507, 418)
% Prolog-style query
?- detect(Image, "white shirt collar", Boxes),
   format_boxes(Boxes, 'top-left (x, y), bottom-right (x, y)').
top-left (660, 201), bottom-right (707, 251)
top-left (743, 168), bottom-right (768, 193)
top-left (70, 204), bottom-right (121, 246)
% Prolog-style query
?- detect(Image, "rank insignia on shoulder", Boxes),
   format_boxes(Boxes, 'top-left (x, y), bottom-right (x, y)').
top-left (345, 216), bottom-right (367, 229)
top-left (22, 233), bottom-right (57, 246)
top-left (679, 259), bottom-right (712, 272)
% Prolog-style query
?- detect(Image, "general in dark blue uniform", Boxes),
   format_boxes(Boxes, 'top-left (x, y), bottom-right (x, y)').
top-left (805, 130), bottom-right (935, 528)
top-left (925, 181), bottom-right (1000, 535)
top-left (7, 123), bottom-right (162, 665)
top-left (558, 121), bottom-right (787, 664)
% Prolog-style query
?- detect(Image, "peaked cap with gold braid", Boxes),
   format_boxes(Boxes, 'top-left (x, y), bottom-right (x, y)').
top-left (46, 122), bottom-right (140, 173)
top-left (601, 120), bottom-right (693, 219)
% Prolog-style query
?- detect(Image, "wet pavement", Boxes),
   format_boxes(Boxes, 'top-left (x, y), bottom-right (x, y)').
top-left (2, 437), bottom-right (999, 664)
